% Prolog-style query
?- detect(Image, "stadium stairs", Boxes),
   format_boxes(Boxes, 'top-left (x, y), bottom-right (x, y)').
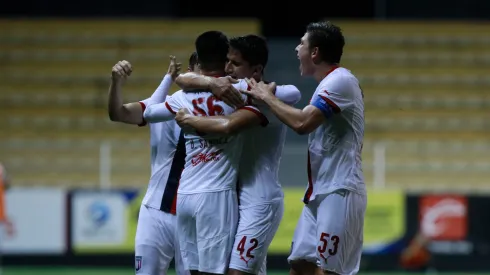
top-left (1, 20), bottom-right (489, 190)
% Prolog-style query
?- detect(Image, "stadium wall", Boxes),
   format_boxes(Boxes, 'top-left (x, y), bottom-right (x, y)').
top-left (3, 187), bottom-right (490, 272)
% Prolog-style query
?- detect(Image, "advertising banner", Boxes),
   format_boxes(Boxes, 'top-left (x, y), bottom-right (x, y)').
top-left (418, 194), bottom-right (472, 255)
top-left (2, 187), bottom-right (67, 254)
top-left (72, 189), bottom-right (142, 253)
top-left (362, 189), bottom-right (406, 254)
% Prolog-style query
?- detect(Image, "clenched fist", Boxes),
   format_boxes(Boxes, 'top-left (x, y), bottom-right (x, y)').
top-left (112, 60), bottom-right (133, 81)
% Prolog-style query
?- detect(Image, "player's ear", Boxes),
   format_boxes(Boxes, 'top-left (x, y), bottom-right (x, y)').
top-left (252, 64), bottom-right (263, 79)
top-left (311, 47), bottom-right (321, 64)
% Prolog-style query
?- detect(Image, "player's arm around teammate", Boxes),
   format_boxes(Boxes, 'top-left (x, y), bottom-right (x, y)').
top-left (243, 78), bottom-right (328, 135)
top-left (108, 56), bottom-right (181, 125)
top-left (176, 72), bottom-right (245, 108)
top-left (174, 83), bottom-right (300, 135)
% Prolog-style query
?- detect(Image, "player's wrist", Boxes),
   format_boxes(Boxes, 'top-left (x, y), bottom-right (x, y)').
top-left (206, 77), bottom-right (216, 90)
top-left (111, 77), bottom-right (122, 85)
top-left (261, 92), bottom-right (275, 104)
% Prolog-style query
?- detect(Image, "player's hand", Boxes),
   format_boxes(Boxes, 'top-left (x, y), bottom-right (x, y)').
top-left (167, 55), bottom-right (182, 81)
top-left (209, 76), bottom-right (244, 108)
top-left (175, 108), bottom-right (195, 132)
top-left (243, 78), bottom-right (277, 102)
top-left (112, 60), bottom-right (132, 81)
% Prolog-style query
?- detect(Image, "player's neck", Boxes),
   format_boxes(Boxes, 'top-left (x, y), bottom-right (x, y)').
top-left (313, 64), bottom-right (340, 82)
top-left (201, 69), bottom-right (226, 78)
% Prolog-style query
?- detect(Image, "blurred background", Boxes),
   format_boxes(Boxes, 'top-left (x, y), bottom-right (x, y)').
top-left (0, 0), bottom-right (489, 274)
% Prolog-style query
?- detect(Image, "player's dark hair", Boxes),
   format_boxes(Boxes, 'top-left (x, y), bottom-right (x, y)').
top-left (229, 35), bottom-right (268, 71)
top-left (195, 31), bottom-right (229, 71)
top-left (188, 51), bottom-right (198, 71)
top-left (306, 21), bottom-right (345, 64)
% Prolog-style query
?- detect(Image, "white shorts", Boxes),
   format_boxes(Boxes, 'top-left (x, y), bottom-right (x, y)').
top-left (177, 190), bottom-right (239, 274)
top-left (135, 205), bottom-right (188, 275)
top-left (288, 189), bottom-right (366, 275)
top-left (229, 200), bottom-right (284, 275)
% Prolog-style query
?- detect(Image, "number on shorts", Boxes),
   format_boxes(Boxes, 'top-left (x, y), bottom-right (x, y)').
top-left (191, 96), bottom-right (224, 117)
top-left (317, 232), bottom-right (339, 256)
top-left (237, 236), bottom-right (259, 258)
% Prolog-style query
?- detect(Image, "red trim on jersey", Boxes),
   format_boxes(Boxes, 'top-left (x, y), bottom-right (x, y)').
top-left (138, 102), bottom-right (147, 127)
top-left (303, 150), bottom-right (313, 204)
top-left (326, 66), bottom-right (339, 76)
top-left (165, 102), bottom-right (176, 114)
top-left (239, 106), bottom-right (269, 127)
top-left (319, 94), bottom-right (341, 113)
top-left (209, 74), bottom-right (226, 78)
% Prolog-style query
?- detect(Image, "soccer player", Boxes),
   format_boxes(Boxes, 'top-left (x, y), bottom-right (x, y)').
top-left (143, 31), bottom-right (268, 275)
top-left (173, 35), bottom-right (301, 275)
top-left (243, 22), bottom-right (367, 275)
top-left (108, 56), bottom-right (190, 275)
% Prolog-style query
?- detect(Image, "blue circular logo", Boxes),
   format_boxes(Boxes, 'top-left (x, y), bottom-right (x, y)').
top-left (88, 201), bottom-right (110, 227)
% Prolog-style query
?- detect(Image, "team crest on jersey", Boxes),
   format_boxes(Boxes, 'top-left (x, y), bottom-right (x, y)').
top-left (135, 256), bottom-right (142, 271)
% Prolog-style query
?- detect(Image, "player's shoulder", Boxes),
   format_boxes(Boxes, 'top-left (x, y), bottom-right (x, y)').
top-left (319, 68), bottom-right (358, 91)
top-left (171, 90), bottom-right (184, 98)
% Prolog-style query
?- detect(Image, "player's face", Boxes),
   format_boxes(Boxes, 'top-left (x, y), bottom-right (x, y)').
top-left (225, 48), bottom-right (262, 81)
top-left (295, 33), bottom-right (315, 76)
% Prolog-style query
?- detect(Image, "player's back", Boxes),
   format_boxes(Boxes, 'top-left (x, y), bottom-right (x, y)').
top-left (307, 67), bottom-right (365, 202)
top-left (168, 89), bottom-right (246, 195)
top-left (238, 105), bottom-right (287, 207)
top-left (141, 96), bottom-right (183, 213)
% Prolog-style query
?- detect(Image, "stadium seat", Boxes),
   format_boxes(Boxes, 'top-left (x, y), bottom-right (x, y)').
top-left (1, 20), bottom-right (489, 190)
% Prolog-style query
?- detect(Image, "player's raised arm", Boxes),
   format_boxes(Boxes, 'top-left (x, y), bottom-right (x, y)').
top-left (175, 73), bottom-right (244, 107)
top-left (146, 56), bottom-right (181, 104)
top-left (243, 78), bottom-right (350, 135)
top-left (108, 57), bottom-right (181, 125)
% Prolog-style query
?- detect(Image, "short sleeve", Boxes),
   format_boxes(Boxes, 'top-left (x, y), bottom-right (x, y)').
top-left (275, 85), bottom-right (301, 105)
top-left (137, 99), bottom-right (150, 127)
top-left (311, 77), bottom-right (354, 119)
top-left (144, 92), bottom-right (184, 123)
top-left (238, 105), bottom-right (269, 127)
top-left (164, 91), bottom-right (184, 114)
top-left (230, 79), bottom-right (269, 126)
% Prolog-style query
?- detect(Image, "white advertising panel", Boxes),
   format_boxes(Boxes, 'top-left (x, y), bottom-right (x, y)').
top-left (72, 191), bottom-right (127, 248)
top-left (1, 187), bottom-right (67, 254)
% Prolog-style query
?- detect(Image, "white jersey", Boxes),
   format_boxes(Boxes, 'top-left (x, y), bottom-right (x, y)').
top-left (139, 97), bottom-right (184, 214)
top-left (144, 80), bottom-right (267, 195)
top-left (305, 67), bottom-right (366, 203)
top-left (237, 84), bottom-right (301, 207)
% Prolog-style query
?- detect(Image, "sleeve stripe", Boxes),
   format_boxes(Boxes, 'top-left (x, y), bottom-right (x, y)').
top-left (165, 102), bottom-right (177, 114)
top-left (240, 106), bottom-right (269, 127)
top-left (138, 102), bottom-right (148, 127)
top-left (319, 95), bottom-right (341, 113)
